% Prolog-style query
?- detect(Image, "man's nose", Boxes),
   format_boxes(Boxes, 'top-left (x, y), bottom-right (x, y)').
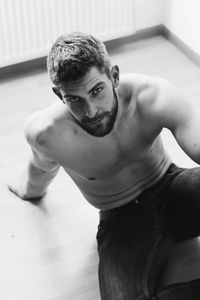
top-left (85, 102), bottom-right (97, 119)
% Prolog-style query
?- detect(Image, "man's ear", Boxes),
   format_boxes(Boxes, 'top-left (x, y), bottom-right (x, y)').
top-left (52, 87), bottom-right (63, 101)
top-left (110, 65), bottom-right (120, 88)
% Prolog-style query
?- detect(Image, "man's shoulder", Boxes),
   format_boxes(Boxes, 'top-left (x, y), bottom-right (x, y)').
top-left (121, 73), bottom-right (165, 97)
top-left (120, 73), bottom-right (180, 134)
top-left (24, 110), bottom-right (53, 150)
top-left (24, 102), bottom-right (70, 152)
top-left (120, 73), bottom-right (167, 113)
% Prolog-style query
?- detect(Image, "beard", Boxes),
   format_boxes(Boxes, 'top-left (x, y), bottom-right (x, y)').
top-left (77, 88), bottom-right (118, 137)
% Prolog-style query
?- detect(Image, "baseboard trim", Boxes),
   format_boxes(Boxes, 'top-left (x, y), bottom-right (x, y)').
top-left (0, 56), bottom-right (47, 81)
top-left (105, 25), bottom-right (163, 51)
top-left (161, 25), bottom-right (200, 68)
top-left (1, 24), bottom-right (200, 80)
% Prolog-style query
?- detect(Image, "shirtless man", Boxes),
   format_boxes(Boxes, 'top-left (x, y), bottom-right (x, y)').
top-left (9, 32), bottom-right (200, 299)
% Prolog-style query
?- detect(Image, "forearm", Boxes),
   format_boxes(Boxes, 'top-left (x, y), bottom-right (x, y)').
top-left (23, 159), bottom-right (59, 198)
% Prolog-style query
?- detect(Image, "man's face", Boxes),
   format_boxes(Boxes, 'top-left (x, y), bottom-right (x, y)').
top-left (56, 66), bottom-right (119, 137)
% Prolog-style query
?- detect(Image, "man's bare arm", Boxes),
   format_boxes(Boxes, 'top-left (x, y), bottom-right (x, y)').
top-left (8, 114), bottom-right (60, 200)
top-left (8, 148), bottom-right (60, 200)
top-left (142, 80), bottom-right (200, 164)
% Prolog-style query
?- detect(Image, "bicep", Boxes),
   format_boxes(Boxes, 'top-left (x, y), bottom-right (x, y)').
top-left (24, 115), bottom-right (60, 173)
top-left (156, 82), bottom-right (200, 163)
top-left (171, 108), bottom-right (200, 163)
top-left (30, 148), bottom-right (60, 173)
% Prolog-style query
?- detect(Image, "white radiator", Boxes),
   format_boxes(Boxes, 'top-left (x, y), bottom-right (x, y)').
top-left (0, 0), bottom-right (135, 67)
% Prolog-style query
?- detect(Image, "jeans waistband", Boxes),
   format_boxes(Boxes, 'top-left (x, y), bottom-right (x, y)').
top-left (99, 163), bottom-right (181, 222)
top-left (99, 198), bottom-right (140, 222)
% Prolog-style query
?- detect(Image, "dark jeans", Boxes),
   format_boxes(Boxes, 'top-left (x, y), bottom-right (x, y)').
top-left (97, 164), bottom-right (200, 299)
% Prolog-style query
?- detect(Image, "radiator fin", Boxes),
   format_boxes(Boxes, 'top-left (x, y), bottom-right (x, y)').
top-left (0, 0), bottom-right (135, 67)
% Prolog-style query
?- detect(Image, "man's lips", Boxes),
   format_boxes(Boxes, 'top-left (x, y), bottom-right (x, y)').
top-left (84, 115), bottom-right (104, 125)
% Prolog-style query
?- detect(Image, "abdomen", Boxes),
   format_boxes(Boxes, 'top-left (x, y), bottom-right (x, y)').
top-left (73, 137), bottom-right (172, 210)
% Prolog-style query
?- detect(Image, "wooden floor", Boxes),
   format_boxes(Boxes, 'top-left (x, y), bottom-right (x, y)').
top-left (1, 35), bottom-right (200, 299)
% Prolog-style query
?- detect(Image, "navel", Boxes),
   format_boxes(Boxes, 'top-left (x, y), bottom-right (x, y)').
top-left (88, 177), bottom-right (96, 181)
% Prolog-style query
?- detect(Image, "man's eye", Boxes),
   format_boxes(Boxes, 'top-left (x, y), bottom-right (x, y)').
top-left (92, 87), bottom-right (103, 96)
top-left (67, 97), bottom-right (80, 103)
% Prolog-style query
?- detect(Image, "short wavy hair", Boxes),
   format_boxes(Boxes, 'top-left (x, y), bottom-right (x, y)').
top-left (47, 32), bottom-right (111, 87)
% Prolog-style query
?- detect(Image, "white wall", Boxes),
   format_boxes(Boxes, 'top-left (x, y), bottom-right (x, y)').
top-left (135, 0), bottom-right (164, 31)
top-left (163, 0), bottom-right (200, 56)
top-left (135, 0), bottom-right (200, 57)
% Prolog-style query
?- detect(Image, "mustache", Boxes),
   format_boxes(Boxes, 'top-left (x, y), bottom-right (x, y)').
top-left (82, 112), bottom-right (110, 123)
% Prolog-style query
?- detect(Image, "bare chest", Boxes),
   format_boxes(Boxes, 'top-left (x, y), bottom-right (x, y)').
top-left (56, 120), bottom-right (158, 180)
